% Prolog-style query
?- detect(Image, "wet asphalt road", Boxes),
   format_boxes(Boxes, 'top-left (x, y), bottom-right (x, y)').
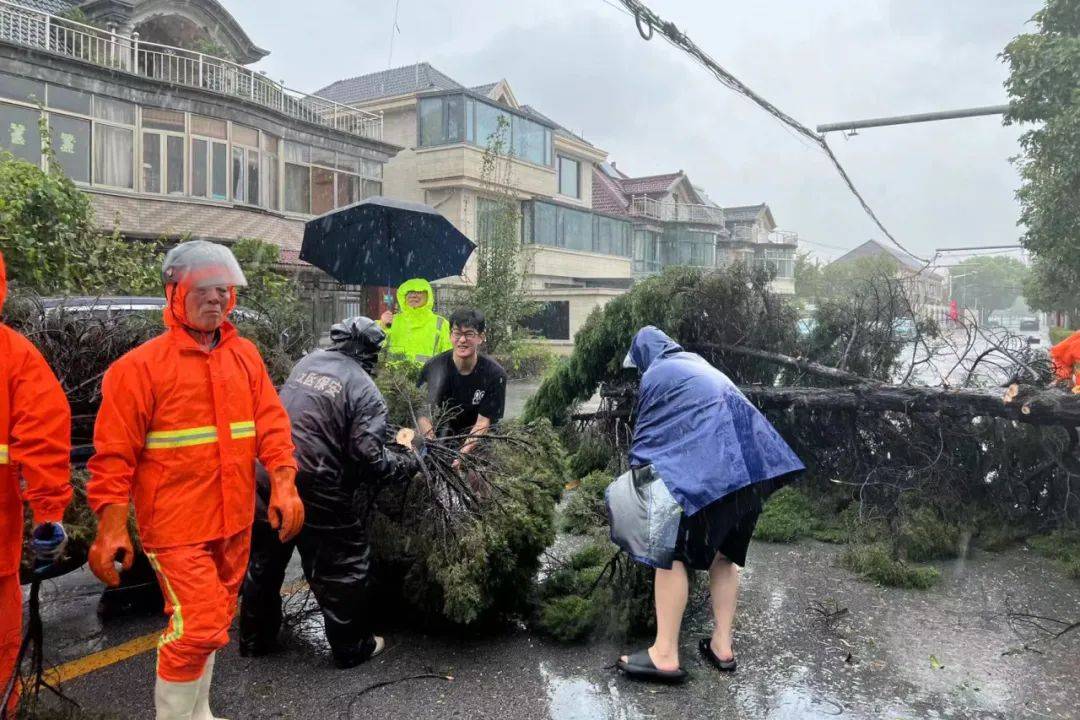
top-left (27, 540), bottom-right (1080, 719)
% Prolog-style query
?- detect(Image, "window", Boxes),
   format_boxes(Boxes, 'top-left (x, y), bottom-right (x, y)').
top-left (284, 163), bottom-right (309, 213)
top-left (558, 156), bottom-right (580, 198)
top-left (142, 107), bottom-right (185, 132)
top-left (47, 86), bottom-right (91, 116)
top-left (336, 172), bottom-right (358, 207)
top-left (362, 179), bottom-right (382, 199)
top-left (634, 229), bottom-right (660, 274)
top-left (211, 142), bottom-right (227, 199)
top-left (263, 153), bottom-right (279, 210)
top-left (311, 166), bottom-right (334, 215)
top-left (95, 124), bottom-right (133, 188)
top-left (191, 115), bottom-right (227, 139)
top-left (560, 205), bottom-right (592, 252)
top-left (418, 95), bottom-right (465, 147)
top-left (474, 101), bottom-right (509, 147)
top-left (166, 135), bottom-right (184, 194)
top-left (0, 102), bottom-right (41, 165)
top-left (232, 145), bottom-right (245, 202)
top-left (246, 148), bottom-right (259, 205)
top-left (520, 301), bottom-right (570, 340)
top-left (0, 73), bottom-right (43, 104)
top-left (142, 131), bottom-right (162, 193)
top-left (191, 138), bottom-right (208, 197)
top-left (511, 114), bottom-right (547, 165)
top-left (94, 97), bottom-right (136, 125)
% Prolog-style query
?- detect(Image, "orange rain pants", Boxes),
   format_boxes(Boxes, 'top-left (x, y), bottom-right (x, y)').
top-left (0, 250), bottom-right (73, 715)
top-left (146, 529), bottom-right (250, 682)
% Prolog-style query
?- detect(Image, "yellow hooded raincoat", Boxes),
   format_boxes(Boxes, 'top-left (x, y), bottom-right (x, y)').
top-left (383, 278), bottom-right (452, 364)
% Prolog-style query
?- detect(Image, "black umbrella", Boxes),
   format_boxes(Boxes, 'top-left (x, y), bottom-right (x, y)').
top-left (300, 196), bottom-right (476, 288)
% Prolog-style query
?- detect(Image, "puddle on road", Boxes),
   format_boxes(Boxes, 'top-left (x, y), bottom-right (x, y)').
top-left (539, 662), bottom-right (645, 720)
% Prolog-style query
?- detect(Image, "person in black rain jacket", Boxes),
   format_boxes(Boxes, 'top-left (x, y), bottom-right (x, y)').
top-left (239, 317), bottom-right (417, 668)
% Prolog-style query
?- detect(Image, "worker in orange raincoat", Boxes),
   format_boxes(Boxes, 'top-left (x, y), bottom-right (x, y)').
top-left (87, 241), bottom-right (303, 720)
top-left (0, 250), bottom-right (73, 718)
top-left (1050, 330), bottom-right (1080, 393)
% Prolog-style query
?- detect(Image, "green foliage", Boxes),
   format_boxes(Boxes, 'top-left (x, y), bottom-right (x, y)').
top-left (373, 359), bottom-right (427, 427)
top-left (537, 595), bottom-right (596, 642)
top-left (524, 264), bottom-right (796, 424)
top-left (230, 238), bottom-right (314, 384)
top-left (949, 256), bottom-right (1029, 324)
top-left (1027, 529), bottom-right (1080, 578)
top-left (369, 419), bottom-right (566, 626)
top-left (0, 153), bottom-right (161, 295)
top-left (560, 470), bottom-right (609, 535)
top-left (1050, 326), bottom-right (1073, 345)
top-left (491, 341), bottom-right (557, 380)
top-left (753, 487), bottom-right (817, 543)
top-left (897, 507), bottom-right (962, 563)
top-left (793, 251), bottom-right (823, 299)
top-left (840, 543), bottom-right (941, 589)
top-left (1002, 1), bottom-right (1080, 315)
top-left (568, 432), bottom-right (616, 479)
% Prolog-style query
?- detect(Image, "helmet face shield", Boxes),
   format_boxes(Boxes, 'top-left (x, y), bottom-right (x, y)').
top-left (162, 241), bottom-right (248, 290)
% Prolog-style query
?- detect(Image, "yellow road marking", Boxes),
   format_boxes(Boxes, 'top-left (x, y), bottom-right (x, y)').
top-left (48, 578), bottom-right (310, 684)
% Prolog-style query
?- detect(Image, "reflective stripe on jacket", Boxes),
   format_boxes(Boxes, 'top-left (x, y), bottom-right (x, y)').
top-left (87, 323), bottom-right (296, 549)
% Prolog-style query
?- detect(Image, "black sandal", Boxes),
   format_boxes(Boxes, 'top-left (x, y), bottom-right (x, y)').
top-left (615, 649), bottom-right (688, 684)
top-left (698, 638), bottom-right (737, 672)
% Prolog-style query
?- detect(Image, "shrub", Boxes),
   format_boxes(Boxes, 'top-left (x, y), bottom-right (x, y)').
top-left (560, 471), bottom-right (610, 535)
top-left (840, 543), bottom-right (940, 589)
top-left (753, 486), bottom-right (817, 543)
top-left (567, 433), bottom-right (616, 479)
top-left (1027, 529), bottom-right (1080, 579)
top-left (897, 507), bottom-right (962, 563)
top-left (537, 596), bottom-right (596, 643)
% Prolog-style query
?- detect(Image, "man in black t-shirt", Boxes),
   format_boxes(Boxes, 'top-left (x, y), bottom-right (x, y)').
top-left (417, 308), bottom-right (507, 460)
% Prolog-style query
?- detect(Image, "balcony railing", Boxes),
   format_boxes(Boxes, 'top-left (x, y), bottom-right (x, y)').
top-left (630, 195), bottom-right (726, 225)
top-left (0, 0), bottom-right (382, 142)
top-left (729, 225), bottom-right (800, 245)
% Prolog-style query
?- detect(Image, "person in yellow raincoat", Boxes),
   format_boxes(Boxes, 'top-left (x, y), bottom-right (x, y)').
top-left (379, 278), bottom-right (452, 364)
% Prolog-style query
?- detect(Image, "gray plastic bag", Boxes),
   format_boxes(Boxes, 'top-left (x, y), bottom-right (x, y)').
top-left (605, 464), bottom-right (683, 569)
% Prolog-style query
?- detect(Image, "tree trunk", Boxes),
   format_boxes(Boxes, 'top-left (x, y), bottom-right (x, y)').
top-left (687, 343), bottom-right (877, 385)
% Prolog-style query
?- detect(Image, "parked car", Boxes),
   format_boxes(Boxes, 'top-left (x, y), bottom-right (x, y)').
top-left (1019, 316), bottom-right (1040, 331)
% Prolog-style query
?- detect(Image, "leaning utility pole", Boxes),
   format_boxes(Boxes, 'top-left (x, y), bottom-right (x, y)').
top-left (817, 105), bottom-right (1008, 134)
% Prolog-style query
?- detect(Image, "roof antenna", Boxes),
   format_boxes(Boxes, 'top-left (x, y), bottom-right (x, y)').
top-left (387, 0), bottom-right (402, 69)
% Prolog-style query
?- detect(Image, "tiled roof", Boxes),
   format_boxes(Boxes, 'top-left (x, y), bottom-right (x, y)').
top-left (313, 62), bottom-right (463, 104)
top-left (832, 239), bottom-right (925, 274)
top-left (519, 104), bottom-right (593, 147)
top-left (277, 249), bottom-right (311, 268)
top-left (591, 167), bottom-right (631, 217)
top-left (470, 82), bottom-right (498, 96)
top-left (12, 0), bottom-right (78, 13)
top-left (619, 172), bottom-right (682, 196)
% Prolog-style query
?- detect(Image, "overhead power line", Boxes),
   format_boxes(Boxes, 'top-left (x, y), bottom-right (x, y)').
top-left (612, 0), bottom-right (929, 264)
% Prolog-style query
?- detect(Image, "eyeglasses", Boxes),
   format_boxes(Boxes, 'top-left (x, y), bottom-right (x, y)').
top-left (451, 329), bottom-right (480, 341)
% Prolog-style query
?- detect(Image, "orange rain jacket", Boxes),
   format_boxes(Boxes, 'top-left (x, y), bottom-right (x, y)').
top-left (1051, 330), bottom-right (1080, 391)
top-left (87, 285), bottom-right (296, 549)
top-left (0, 251), bottom-right (73, 577)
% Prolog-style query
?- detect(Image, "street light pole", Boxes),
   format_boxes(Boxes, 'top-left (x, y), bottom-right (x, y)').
top-left (816, 105), bottom-right (1008, 134)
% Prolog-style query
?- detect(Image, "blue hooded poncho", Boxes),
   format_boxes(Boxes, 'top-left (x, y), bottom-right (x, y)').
top-left (627, 326), bottom-right (805, 516)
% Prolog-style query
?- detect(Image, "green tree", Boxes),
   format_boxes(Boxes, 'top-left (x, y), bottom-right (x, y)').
top-left (463, 114), bottom-right (538, 355)
top-left (0, 150), bottom-right (161, 295)
top-left (793, 251), bottom-right (823, 299)
top-left (1002, 0), bottom-right (1080, 318)
top-left (949, 256), bottom-right (1029, 323)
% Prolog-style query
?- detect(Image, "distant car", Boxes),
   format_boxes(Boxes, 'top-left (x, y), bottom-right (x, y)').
top-left (1019, 317), bottom-right (1039, 331)
top-left (892, 317), bottom-right (917, 341)
top-left (39, 296), bottom-right (263, 323)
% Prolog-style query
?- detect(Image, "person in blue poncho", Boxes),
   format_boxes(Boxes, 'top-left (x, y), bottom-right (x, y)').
top-left (614, 326), bottom-right (804, 684)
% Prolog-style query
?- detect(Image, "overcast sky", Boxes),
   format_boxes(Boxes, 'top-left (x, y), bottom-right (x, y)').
top-left (231, 0), bottom-right (1041, 263)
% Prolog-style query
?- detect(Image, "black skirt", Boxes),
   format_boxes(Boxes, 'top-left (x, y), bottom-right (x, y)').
top-left (671, 475), bottom-right (793, 570)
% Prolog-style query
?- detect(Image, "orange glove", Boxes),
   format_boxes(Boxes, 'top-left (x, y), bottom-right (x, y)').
top-left (88, 504), bottom-right (134, 587)
top-left (268, 466), bottom-right (304, 542)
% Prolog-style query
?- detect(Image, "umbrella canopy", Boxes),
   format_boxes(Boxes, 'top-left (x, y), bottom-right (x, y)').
top-left (300, 196), bottom-right (476, 287)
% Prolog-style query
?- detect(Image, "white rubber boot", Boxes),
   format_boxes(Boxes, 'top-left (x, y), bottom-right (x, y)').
top-left (192, 652), bottom-right (228, 720)
top-left (154, 673), bottom-right (200, 720)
